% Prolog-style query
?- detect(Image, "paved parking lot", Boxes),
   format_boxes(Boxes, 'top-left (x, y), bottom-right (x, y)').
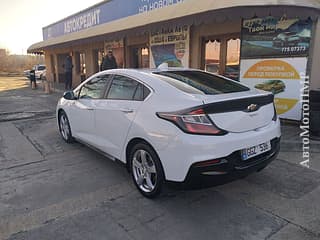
top-left (0, 77), bottom-right (319, 240)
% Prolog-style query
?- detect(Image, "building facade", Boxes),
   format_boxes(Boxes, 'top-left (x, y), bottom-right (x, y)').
top-left (28, 0), bottom-right (320, 120)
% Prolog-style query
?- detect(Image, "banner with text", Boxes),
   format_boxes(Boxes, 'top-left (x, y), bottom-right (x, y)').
top-left (241, 17), bottom-right (313, 58)
top-left (150, 25), bottom-right (189, 68)
top-left (43, 0), bottom-right (185, 40)
top-left (240, 57), bottom-right (307, 120)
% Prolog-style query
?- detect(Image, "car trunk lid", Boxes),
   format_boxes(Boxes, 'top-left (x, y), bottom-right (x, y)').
top-left (199, 92), bottom-right (275, 133)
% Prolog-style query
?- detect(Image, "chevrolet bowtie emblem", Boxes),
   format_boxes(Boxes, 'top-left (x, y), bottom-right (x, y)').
top-left (247, 104), bottom-right (258, 112)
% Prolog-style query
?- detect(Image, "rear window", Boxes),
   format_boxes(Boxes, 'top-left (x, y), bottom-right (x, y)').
top-left (154, 71), bottom-right (249, 95)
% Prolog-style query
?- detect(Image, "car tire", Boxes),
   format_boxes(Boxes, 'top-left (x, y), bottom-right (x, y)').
top-left (58, 111), bottom-right (74, 143)
top-left (129, 143), bottom-right (164, 198)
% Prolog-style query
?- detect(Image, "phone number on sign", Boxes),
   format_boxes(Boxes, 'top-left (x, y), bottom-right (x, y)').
top-left (281, 46), bottom-right (307, 54)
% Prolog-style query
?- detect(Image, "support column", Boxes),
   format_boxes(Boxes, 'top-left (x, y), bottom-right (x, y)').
top-left (85, 49), bottom-right (95, 78)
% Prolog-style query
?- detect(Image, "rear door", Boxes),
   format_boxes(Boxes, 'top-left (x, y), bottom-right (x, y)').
top-left (94, 74), bottom-right (150, 159)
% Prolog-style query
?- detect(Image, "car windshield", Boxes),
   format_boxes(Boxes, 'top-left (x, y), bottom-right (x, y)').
top-left (154, 70), bottom-right (249, 95)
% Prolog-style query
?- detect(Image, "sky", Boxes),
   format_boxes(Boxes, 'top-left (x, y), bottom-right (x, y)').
top-left (0, 0), bottom-right (102, 55)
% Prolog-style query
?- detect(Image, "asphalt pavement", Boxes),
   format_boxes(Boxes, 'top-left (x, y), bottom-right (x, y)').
top-left (0, 76), bottom-right (319, 240)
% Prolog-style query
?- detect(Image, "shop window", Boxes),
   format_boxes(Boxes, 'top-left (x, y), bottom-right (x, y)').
top-left (205, 40), bottom-right (221, 74)
top-left (98, 50), bottom-right (104, 70)
top-left (50, 54), bottom-right (56, 82)
top-left (93, 49), bottom-right (104, 72)
top-left (130, 46), bottom-right (149, 68)
top-left (225, 38), bottom-right (240, 80)
top-left (141, 48), bottom-right (149, 68)
top-left (75, 52), bottom-right (86, 81)
top-left (105, 40), bottom-right (124, 68)
top-left (80, 52), bottom-right (86, 75)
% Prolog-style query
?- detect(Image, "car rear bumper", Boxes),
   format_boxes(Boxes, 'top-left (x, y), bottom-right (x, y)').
top-left (157, 118), bottom-right (281, 182)
top-left (175, 137), bottom-right (280, 188)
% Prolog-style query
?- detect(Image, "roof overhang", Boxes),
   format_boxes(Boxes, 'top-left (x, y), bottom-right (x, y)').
top-left (28, 0), bottom-right (320, 53)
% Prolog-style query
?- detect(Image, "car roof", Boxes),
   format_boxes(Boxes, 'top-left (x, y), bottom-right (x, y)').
top-left (102, 67), bottom-right (214, 76)
top-left (77, 68), bottom-right (255, 104)
top-left (93, 68), bottom-right (206, 98)
top-left (97, 67), bottom-right (241, 89)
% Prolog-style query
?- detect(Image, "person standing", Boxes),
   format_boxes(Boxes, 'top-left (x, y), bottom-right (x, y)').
top-left (101, 50), bottom-right (118, 71)
top-left (63, 55), bottom-right (73, 90)
top-left (29, 68), bottom-right (37, 89)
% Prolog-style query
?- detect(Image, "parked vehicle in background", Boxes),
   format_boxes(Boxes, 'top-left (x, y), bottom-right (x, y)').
top-left (34, 64), bottom-right (46, 79)
top-left (57, 68), bottom-right (281, 198)
top-left (24, 64), bottom-right (46, 80)
top-left (40, 69), bottom-right (46, 80)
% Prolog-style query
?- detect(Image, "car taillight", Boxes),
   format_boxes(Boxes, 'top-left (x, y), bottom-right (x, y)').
top-left (157, 108), bottom-right (227, 135)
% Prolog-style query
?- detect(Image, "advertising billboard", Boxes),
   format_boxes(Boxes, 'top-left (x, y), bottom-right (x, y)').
top-left (150, 25), bottom-right (189, 68)
top-left (240, 16), bottom-right (313, 120)
top-left (240, 58), bottom-right (308, 120)
top-left (241, 17), bottom-right (313, 58)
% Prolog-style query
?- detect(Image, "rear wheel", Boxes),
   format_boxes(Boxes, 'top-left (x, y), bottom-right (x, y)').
top-left (129, 143), bottom-right (164, 198)
top-left (59, 111), bottom-right (73, 143)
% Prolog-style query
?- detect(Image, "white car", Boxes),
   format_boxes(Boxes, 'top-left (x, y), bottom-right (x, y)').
top-left (57, 68), bottom-right (281, 198)
top-left (34, 64), bottom-right (46, 79)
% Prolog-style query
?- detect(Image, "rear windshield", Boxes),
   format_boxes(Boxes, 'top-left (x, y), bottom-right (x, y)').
top-left (154, 71), bottom-right (249, 95)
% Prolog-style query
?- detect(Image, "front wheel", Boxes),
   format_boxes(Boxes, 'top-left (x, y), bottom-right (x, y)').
top-left (129, 143), bottom-right (164, 198)
top-left (58, 111), bottom-right (73, 143)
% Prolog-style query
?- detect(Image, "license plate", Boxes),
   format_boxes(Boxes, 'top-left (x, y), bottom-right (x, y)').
top-left (241, 141), bottom-right (271, 160)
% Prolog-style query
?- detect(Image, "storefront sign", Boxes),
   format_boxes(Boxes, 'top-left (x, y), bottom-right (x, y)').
top-left (240, 58), bottom-right (308, 120)
top-left (139, 0), bottom-right (184, 13)
top-left (241, 17), bottom-right (313, 58)
top-left (63, 9), bottom-right (101, 35)
top-left (43, 0), bottom-right (185, 40)
top-left (149, 25), bottom-right (189, 68)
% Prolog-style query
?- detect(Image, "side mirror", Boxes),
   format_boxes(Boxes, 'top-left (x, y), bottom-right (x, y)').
top-left (63, 91), bottom-right (76, 100)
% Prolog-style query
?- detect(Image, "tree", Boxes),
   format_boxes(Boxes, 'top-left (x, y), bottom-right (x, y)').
top-left (0, 51), bottom-right (44, 74)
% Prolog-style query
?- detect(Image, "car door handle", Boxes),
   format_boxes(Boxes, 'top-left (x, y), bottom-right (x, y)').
top-left (85, 108), bottom-right (94, 111)
top-left (120, 108), bottom-right (134, 113)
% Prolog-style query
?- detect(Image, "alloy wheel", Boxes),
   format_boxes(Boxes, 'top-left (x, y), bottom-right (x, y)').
top-left (132, 149), bottom-right (157, 193)
top-left (59, 112), bottom-right (72, 142)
